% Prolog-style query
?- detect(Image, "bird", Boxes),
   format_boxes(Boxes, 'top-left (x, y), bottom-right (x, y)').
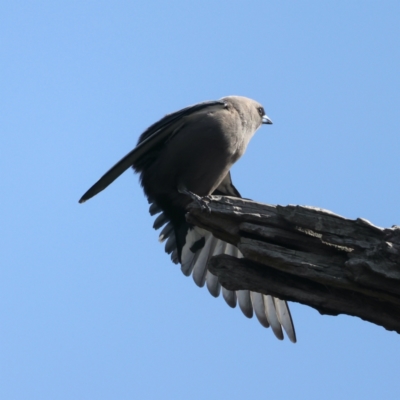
top-left (79, 95), bottom-right (296, 343)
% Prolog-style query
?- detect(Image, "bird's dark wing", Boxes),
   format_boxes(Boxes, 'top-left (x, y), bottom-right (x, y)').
top-left (137, 100), bottom-right (226, 144)
top-left (79, 100), bottom-right (226, 203)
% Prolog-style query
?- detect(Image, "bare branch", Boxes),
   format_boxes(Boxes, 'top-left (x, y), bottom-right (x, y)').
top-left (186, 196), bottom-right (400, 334)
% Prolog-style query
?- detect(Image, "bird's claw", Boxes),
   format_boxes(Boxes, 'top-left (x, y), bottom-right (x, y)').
top-left (190, 192), bottom-right (211, 213)
top-left (178, 186), bottom-right (212, 213)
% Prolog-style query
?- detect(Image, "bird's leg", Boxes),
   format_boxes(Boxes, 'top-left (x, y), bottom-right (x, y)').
top-left (177, 185), bottom-right (211, 213)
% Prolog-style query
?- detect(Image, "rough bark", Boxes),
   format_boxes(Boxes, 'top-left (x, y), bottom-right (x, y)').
top-left (186, 196), bottom-right (400, 334)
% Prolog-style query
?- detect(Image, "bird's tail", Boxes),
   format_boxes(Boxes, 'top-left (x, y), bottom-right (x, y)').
top-left (149, 200), bottom-right (297, 343)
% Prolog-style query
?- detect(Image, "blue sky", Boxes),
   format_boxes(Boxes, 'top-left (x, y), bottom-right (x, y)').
top-left (2, 1), bottom-right (400, 399)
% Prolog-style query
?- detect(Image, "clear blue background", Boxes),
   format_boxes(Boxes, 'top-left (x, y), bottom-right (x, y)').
top-left (2, 2), bottom-right (400, 399)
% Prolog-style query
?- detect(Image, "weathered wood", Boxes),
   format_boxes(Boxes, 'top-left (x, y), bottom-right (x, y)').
top-left (186, 196), bottom-right (400, 334)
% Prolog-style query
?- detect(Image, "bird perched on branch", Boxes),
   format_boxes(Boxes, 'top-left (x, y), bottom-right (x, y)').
top-left (79, 95), bottom-right (296, 342)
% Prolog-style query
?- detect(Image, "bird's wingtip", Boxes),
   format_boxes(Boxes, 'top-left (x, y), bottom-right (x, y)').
top-left (78, 193), bottom-right (90, 203)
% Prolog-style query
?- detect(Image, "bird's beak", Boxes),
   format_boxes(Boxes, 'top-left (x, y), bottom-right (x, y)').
top-left (262, 115), bottom-right (273, 125)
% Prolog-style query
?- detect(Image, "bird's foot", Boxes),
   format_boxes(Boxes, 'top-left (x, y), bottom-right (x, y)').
top-left (178, 186), bottom-right (211, 213)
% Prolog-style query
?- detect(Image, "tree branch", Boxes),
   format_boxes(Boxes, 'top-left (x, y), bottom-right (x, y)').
top-left (186, 196), bottom-right (400, 334)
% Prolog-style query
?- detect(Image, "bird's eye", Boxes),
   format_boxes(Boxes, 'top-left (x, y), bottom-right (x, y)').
top-left (257, 107), bottom-right (264, 116)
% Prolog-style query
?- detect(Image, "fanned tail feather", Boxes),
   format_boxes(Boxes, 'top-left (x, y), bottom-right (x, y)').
top-left (149, 202), bottom-right (296, 342)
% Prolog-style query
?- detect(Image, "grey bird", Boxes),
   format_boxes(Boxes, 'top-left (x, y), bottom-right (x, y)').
top-left (79, 95), bottom-right (296, 343)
